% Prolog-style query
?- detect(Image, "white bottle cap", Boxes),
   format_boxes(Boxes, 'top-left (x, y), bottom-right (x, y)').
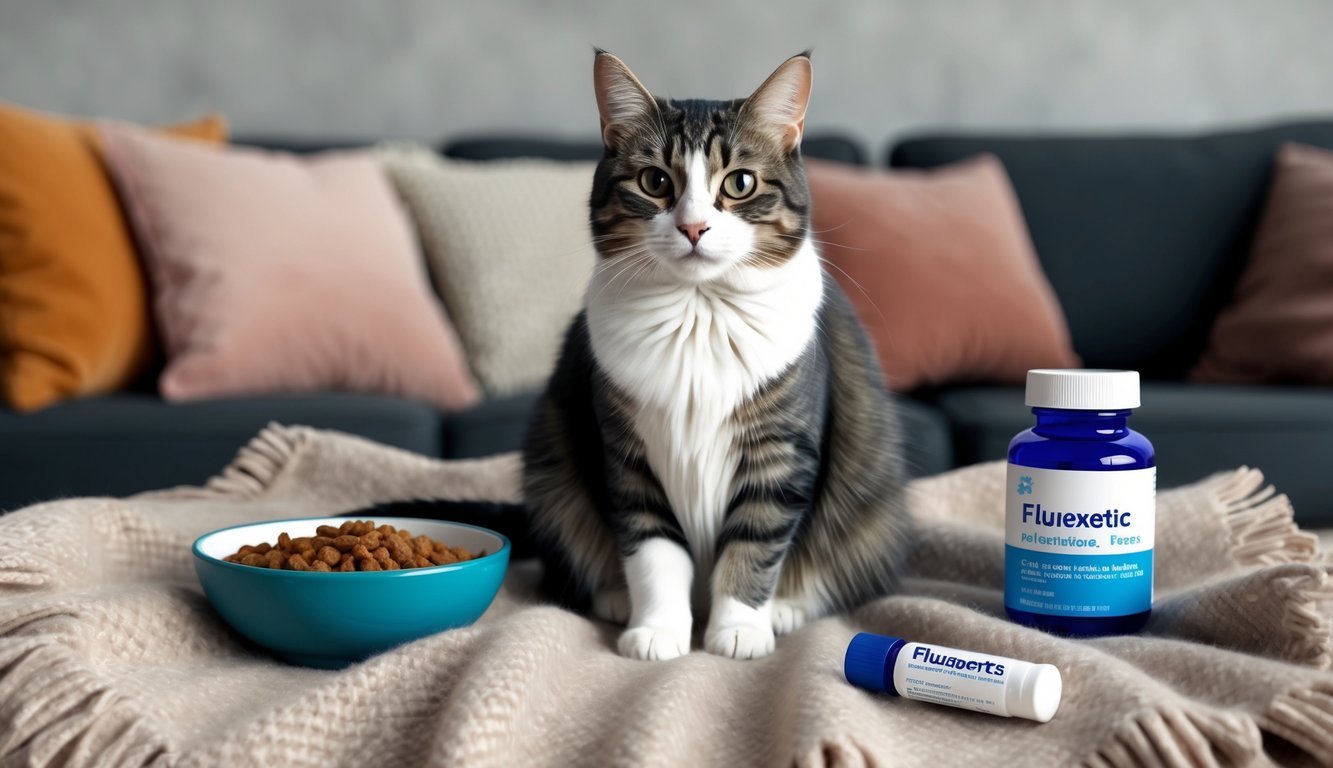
top-left (1025, 369), bottom-right (1140, 410)
top-left (1007, 662), bottom-right (1063, 723)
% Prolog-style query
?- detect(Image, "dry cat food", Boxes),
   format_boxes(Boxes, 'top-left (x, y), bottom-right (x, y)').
top-left (222, 520), bottom-right (484, 572)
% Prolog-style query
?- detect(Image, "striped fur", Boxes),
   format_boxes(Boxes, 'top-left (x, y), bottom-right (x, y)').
top-left (522, 52), bottom-right (911, 660)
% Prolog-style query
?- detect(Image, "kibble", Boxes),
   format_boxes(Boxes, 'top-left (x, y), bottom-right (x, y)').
top-left (222, 520), bottom-right (484, 572)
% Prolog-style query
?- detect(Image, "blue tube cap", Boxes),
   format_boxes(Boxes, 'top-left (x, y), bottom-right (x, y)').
top-left (843, 633), bottom-right (903, 695)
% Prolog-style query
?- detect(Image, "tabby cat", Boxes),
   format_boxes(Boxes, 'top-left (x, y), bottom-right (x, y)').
top-left (521, 51), bottom-right (912, 661)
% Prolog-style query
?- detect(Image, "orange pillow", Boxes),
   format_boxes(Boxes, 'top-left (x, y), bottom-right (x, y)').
top-left (807, 156), bottom-right (1079, 391)
top-left (1191, 143), bottom-right (1333, 384)
top-left (0, 103), bottom-right (227, 411)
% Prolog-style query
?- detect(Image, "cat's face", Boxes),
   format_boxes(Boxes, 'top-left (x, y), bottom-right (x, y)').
top-left (589, 53), bottom-right (813, 285)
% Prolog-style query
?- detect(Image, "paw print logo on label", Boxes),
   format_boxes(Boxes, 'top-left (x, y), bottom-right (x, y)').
top-left (1016, 475), bottom-right (1034, 496)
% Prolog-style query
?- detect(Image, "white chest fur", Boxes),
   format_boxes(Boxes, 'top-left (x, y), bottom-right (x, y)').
top-left (586, 244), bottom-right (824, 581)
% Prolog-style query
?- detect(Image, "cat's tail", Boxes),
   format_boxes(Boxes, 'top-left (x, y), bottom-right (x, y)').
top-left (336, 499), bottom-right (533, 558)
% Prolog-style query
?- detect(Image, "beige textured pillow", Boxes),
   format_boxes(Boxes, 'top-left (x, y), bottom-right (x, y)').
top-left (378, 145), bottom-right (596, 395)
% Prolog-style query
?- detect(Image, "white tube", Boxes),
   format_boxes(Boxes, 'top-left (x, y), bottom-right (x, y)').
top-left (843, 632), bottom-right (1062, 722)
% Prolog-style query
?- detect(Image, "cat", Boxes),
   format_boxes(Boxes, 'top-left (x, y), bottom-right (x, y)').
top-left (520, 50), bottom-right (912, 661)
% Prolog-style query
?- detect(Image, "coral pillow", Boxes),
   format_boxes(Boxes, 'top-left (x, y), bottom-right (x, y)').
top-left (0, 103), bottom-right (226, 411)
top-left (807, 156), bottom-right (1078, 391)
top-left (1192, 143), bottom-right (1333, 384)
top-left (98, 123), bottom-right (480, 411)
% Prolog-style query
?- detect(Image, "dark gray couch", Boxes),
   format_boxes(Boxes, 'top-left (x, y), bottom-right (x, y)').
top-left (4, 121), bottom-right (1331, 529)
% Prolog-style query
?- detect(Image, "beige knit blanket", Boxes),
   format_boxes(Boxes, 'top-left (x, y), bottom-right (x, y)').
top-left (1, 425), bottom-right (1331, 767)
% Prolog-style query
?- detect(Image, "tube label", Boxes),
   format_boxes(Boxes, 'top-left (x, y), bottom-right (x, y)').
top-left (892, 642), bottom-right (1013, 716)
top-left (1005, 464), bottom-right (1155, 617)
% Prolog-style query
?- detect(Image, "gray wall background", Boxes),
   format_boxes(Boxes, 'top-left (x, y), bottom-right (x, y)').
top-left (2, 0), bottom-right (1331, 156)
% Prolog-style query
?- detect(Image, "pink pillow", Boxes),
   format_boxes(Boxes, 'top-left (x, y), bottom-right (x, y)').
top-left (99, 123), bottom-right (480, 411)
top-left (807, 156), bottom-right (1079, 391)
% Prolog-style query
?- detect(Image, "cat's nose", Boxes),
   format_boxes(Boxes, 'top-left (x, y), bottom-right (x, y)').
top-left (677, 222), bottom-right (711, 246)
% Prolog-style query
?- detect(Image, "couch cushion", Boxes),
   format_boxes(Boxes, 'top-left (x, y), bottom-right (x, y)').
top-left (894, 396), bottom-right (953, 479)
top-left (889, 121), bottom-right (1333, 378)
top-left (443, 133), bottom-right (869, 165)
top-left (929, 383), bottom-right (1333, 527)
top-left (443, 392), bottom-right (539, 459)
top-left (231, 136), bottom-right (375, 154)
top-left (0, 393), bottom-right (441, 512)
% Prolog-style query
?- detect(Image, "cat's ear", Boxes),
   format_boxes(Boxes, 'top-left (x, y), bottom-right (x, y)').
top-left (741, 52), bottom-right (812, 152)
top-left (594, 51), bottom-right (658, 149)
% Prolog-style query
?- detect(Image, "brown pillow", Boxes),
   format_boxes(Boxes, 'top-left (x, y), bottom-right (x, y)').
top-left (807, 156), bottom-right (1079, 391)
top-left (1192, 143), bottom-right (1333, 384)
top-left (0, 102), bottom-right (227, 411)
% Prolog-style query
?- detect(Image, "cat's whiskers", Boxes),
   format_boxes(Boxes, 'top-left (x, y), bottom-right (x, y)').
top-left (748, 235), bottom-right (882, 330)
top-left (613, 254), bottom-right (657, 298)
top-left (738, 243), bottom-right (888, 348)
top-left (588, 249), bottom-right (653, 306)
top-left (805, 219), bottom-right (861, 240)
top-left (590, 246), bottom-right (644, 276)
top-left (590, 257), bottom-right (650, 299)
top-left (616, 251), bottom-right (661, 299)
top-left (811, 254), bottom-right (888, 333)
top-left (745, 244), bottom-right (799, 272)
top-left (587, 233), bottom-right (633, 247)
top-left (805, 236), bottom-right (869, 253)
top-left (590, 240), bottom-right (648, 270)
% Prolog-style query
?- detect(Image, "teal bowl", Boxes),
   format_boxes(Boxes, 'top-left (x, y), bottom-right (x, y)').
top-left (193, 516), bottom-right (510, 668)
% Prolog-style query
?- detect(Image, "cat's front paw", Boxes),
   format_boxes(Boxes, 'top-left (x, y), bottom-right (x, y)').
top-left (771, 599), bottom-right (811, 636)
top-left (705, 596), bottom-right (776, 659)
top-left (705, 624), bottom-right (775, 660)
top-left (618, 625), bottom-right (691, 661)
top-left (592, 589), bottom-right (630, 624)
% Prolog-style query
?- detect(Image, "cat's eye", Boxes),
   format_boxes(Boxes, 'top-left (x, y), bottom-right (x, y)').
top-left (638, 167), bottom-right (673, 198)
top-left (722, 170), bottom-right (757, 200)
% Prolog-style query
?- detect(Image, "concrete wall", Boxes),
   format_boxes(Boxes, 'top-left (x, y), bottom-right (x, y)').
top-left (3, 0), bottom-right (1331, 156)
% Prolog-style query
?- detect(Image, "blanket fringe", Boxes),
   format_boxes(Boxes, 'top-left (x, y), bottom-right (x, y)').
top-left (1277, 566), bottom-right (1333, 669)
top-left (1209, 467), bottom-right (1332, 669)
top-left (1082, 706), bottom-right (1260, 768)
top-left (0, 628), bottom-right (165, 766)
top-left (1211, 466), bottom-right (1320, 567)
top-left (1262, 680), bottom-right (1333, 765)
top-left (197, 422), bottom-right (307, 500)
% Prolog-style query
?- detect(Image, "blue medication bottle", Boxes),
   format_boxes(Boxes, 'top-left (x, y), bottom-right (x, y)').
top-left (1005, 369), bottom-right (1156, 636)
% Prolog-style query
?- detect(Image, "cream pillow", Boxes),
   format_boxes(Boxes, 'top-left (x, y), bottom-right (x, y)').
top-left (378, 145), bottom-right (596, 395)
